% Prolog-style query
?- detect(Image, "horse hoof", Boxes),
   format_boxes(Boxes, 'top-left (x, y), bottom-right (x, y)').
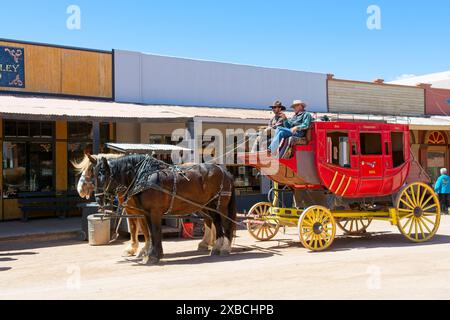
top-left (137, 249), bottom-right (147, 259)
top-left (142, 256), bottom-right (160, 265)
top-left (198, 245), bottom-right (210, 252)
top-left (210, 249), bottom-right (221, 256)
top-left (122, 250), bottom-right (136, 257)
top-left (220, 251), bottom-right (231, 257)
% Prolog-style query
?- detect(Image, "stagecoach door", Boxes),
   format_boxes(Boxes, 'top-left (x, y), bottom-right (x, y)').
top-left (359, 132), bottom-right (384, 194)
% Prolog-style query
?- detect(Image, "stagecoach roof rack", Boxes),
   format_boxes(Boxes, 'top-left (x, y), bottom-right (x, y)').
top-left (106, 143), bottom-right (191, 155)
top-left (312, 112), bottom-right (413, 125)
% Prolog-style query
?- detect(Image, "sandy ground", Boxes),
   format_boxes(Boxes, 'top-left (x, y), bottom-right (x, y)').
top-left (1, 217), bottom-right (450, 300)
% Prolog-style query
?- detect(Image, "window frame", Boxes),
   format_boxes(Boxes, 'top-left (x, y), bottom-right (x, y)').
top-left (360, 132), bottom-right (383, 156)
top-left (2, 120), bottom-right (56, 198)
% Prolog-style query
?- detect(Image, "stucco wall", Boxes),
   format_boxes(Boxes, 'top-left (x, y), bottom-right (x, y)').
top-left (114, 50), bottom-right (328, 112)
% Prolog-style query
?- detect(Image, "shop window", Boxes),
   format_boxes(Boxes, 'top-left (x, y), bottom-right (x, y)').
top-left (149, 135), bottom-right (174, 145)
top-left (227, 166), bottom-right (261, 195)
top-left (327, 132), bottom-right (350, 168)
top-left (391, 132), bottom-right (405, 168)
top-left (67, 122), bottom-right (111, 191)
top-left (3, 142), bottom-right (54, 197)
top-left (68, 122), bottom-right (93, 140)
top-left (360, 133), bottom-right (382, 155)
top-left (3, 120), bottom-right (54, 139)
top-left (2, 121), bottom-right (55, 198)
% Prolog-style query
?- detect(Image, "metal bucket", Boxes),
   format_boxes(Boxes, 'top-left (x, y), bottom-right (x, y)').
top-left (88, 214), bottom-right (111, 246)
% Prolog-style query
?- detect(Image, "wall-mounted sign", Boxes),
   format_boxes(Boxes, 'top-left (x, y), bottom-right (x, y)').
top-left (0, 46), bottom-right (25, 88)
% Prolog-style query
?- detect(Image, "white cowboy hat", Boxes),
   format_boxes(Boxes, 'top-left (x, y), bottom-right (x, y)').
top-left (291, 100), bottom-right (307, 108)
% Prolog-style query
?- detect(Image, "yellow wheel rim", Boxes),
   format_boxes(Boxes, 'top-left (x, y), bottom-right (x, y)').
top-left (396, 182), bottom-right (441, 243)
top-left (247, 202), bottom-right (280, 241)
top-left (299, 206), bottom-right (336, 252)
top-left (337, 218), bottom-right (372, 235)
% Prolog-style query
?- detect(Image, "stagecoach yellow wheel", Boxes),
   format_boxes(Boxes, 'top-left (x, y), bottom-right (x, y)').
top-left (395, 182), bottom-right (441, 243)
top-left (299, 206), bottom-right (336, 252)
top-left (247, 202), bottom-right (280, 241)
top-left (337, 218), bottom-right (372, 235)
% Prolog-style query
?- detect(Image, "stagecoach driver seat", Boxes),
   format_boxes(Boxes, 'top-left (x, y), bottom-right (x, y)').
top-left (268, 100), bottom-right (313, 157)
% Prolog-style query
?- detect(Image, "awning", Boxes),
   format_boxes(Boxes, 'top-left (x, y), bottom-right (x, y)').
top-left (3, 93), bottom-right (450, 129)
top-left (0, 94), bottom-right (273, 123)
top-left (106, 143), bottom-right (191, 154)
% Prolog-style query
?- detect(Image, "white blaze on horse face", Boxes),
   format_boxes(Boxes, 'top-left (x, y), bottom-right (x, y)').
top-left (77, 174), bottom-right (86, 198)
top-left (77, 171), bottom-right (94, 200)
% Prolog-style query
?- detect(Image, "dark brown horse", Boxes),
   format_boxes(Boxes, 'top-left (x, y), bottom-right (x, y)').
top-left (90, 154), bottom-right (237, 265)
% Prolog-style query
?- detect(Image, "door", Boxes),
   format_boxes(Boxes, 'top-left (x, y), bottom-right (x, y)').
top-left (359, 132), bottom-right (384, 195)
top-left (427, 146), bottom-right (448, 184)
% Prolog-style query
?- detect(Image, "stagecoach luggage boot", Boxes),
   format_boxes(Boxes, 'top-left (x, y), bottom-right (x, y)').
top-left (88, 214), bottom-right (111, 246)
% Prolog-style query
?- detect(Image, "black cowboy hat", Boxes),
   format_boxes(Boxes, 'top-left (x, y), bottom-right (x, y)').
top-left (270, 100), bottom-right (286, 111)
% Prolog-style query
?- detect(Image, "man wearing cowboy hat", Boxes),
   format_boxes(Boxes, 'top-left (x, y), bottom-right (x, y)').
top-left (269, 100), bottom-right (313, 156)
top-left (268, 100), bottom-right (287, 130)
top-left (251, 100), bottom-right (287, 152)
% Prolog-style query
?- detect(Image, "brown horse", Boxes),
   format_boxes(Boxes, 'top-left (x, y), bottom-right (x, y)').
top-left (90, 154), bottom-right (237, 264)
top-left (73, 154), bottom-right (216, 259)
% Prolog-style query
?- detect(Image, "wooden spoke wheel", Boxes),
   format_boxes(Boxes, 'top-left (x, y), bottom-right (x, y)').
top-left (395, 182), bottom-right (441, 243)
top-left (299, 206), bottom-right (336, 252)
top-left (247, 202), bottom-right (280, 241)
top-left (337, 218), bottom-right (372, 235)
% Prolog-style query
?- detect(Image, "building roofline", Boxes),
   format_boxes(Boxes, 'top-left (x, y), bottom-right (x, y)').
top-left (0, 38), bottom-right (112, 54)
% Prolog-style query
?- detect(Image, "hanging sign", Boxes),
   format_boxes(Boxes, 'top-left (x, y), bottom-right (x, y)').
top-left (0, 46), bottom-right (25, 88)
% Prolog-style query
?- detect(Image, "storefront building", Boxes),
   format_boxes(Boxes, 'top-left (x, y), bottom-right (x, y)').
top-left (0, 39), bottom-right (114, 221)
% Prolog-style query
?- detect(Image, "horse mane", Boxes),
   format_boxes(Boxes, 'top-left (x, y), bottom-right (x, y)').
top-left (71, 153), bottom-right (124, 175)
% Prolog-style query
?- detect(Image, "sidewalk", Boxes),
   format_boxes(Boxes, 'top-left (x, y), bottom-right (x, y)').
top-left (0, 217), bottom-right (82, 244)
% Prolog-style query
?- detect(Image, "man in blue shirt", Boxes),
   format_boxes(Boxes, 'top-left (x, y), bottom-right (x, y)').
top-left (435, 168), bottom-right (450, 214)
top-left (269, 100), bottom-right (313, 157)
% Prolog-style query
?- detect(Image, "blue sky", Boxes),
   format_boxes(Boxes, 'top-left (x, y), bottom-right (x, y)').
top-left (1, 0), bottom-right (449, 81)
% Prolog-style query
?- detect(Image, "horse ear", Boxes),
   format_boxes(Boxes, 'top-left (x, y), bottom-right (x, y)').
top-left (102, 157), bottom-right (110, 174)
top-left (86, 153), bottom-right (97, 165)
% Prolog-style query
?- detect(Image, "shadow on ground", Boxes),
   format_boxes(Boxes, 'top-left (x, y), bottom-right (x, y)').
top-left (0, 238), bottom-right (86, 252)
top-left (0, 267), bottom-right (12, 272)
top-left (117, 246), bottom-right (275, 267)
top-left (256, 231), bottom-right (450, 253)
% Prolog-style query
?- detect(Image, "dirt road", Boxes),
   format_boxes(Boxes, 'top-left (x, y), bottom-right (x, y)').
top-left (1, 217), bottom-right (450, 300)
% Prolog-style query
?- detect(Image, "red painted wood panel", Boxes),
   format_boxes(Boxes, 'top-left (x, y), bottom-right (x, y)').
top-left (425, 87), bottom-right (450, 116)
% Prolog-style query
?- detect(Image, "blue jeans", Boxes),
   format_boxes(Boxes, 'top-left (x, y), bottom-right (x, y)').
top-left (269, 128), bottom-right (304, 154)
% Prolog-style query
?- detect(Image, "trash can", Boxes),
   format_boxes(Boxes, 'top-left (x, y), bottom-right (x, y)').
top-left (78, 203), bottom-right (100, 241)
top-left (88, 214), bottom-right (111, 246)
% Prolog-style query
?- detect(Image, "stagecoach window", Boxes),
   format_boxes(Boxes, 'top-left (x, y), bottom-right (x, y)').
top-left (327, 132), bottom-right (351, 168)
top-left (360, 133), bottom-right (382, 155)
top-left (391, 132), bottom-right (405, 168)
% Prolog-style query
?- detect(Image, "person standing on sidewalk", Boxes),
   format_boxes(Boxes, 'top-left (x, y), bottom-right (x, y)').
top-left (435, 168), bottom-right (450, 215)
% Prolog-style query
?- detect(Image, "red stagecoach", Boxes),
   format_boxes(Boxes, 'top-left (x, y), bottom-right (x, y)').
top-left (240, 121), bottom-right (441, 251)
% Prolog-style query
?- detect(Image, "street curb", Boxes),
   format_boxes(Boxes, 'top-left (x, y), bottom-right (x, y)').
top-left (0, 230), bottom-right (83, 244)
